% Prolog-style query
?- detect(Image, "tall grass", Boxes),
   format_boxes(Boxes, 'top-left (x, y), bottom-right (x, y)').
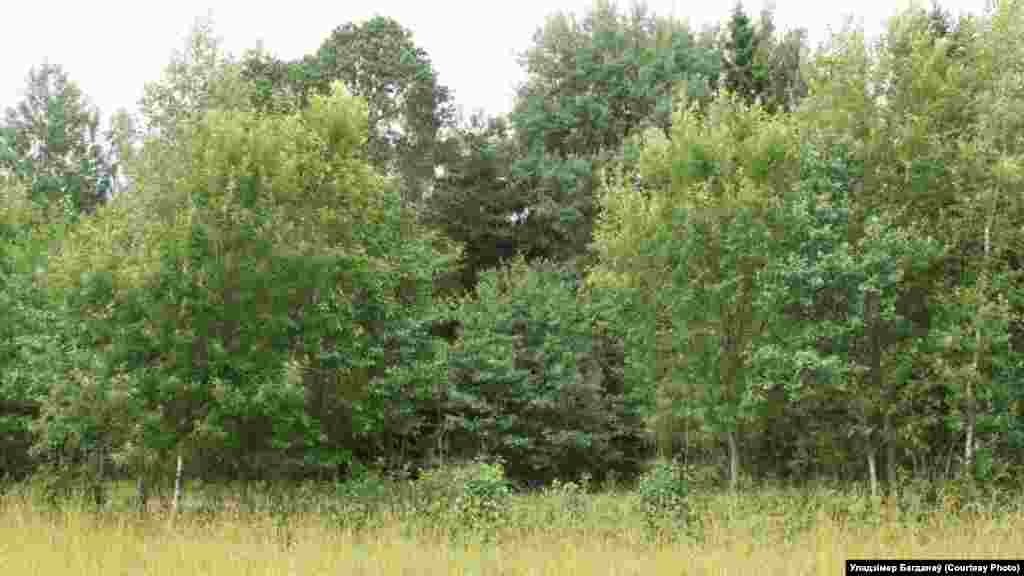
top-left (1, 478), bottom-right (1021, 575)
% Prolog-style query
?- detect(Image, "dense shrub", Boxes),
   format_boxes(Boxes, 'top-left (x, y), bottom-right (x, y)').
top-left (635, 458), bottom-right (693, 541)
top-left (411, 458), bottom-right (512, 539)
top-left (444, 258), bottom-right (647, 486)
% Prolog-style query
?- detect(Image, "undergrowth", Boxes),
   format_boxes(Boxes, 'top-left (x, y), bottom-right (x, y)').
top-left (1, 465), bottom-right (1022, 575)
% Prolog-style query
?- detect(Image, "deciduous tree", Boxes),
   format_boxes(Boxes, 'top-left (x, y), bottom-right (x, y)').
top-left (509, 0), bottom-right (721, 264)
top-left (1, 63), bottom-right (114, 215)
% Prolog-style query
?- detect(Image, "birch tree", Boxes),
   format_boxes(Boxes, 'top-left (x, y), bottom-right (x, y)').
top-left (590, 91), bottom-right (800, 490)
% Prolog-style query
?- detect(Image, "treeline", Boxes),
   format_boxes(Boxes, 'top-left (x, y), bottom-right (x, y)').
top-left (1, 1), bottom-right (1022, 501)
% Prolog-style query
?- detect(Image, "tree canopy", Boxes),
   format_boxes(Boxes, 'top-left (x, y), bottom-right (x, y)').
top-left (1, 1), bottom-right (1023, 499)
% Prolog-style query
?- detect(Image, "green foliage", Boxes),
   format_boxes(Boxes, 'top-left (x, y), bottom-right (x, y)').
top-left (36, 82), bottom-right (456, 484)
top-left (722, 2), bottom-right (807, 114)
top-left (1, 63), bottom-right (114, 215)
top-left (411, 458), bottom-right (512, 539)
top-left (239, 46), bottom-right (309, 116)
top-left (590, 91), bottom-right (800, 483)
top-left (424, 112), bottom-right (525, 293)
top-left (6, 0), bottom-right (1024, 501)
top-left (585, 0), bottom-right (1024, 492)
top-left (508, 0), bottom-right (722, 263)
top-left (139, 16), bottom-right (253, 142)
top-left (324, 470), bottom-right (402, 530)
top-left (445, 257), bottom-right (646, 485)
top-left (751, 140), bottom-right (946, 480)
top-left (539, 474), bottom-right (591, 528)
top-left (243, 16), bottom-right (455, 205)
top-left (0, 178), bottom-right (77, 481)
top-left (791, 0), bottom-right (1024, 487)
top-left (104, 108), bottom-right (140, 196)
top-left (635, 458), bottom-right (692, 541)
top-left (723, 2), bottom-right (765, 105)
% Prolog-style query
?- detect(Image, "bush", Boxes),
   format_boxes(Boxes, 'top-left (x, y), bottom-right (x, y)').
top-left (324, 470), bottom-right (403, 530)
top-left (540, 473), bottom-right (591, 528)
top-left (23, 462), bottom-right (108, 512)
top-left (445, 258), bottom-right (648, 487)
top-left (411, 458), bottom-right (512, 540)
top-left (635, 458), bottom-right (693, 542)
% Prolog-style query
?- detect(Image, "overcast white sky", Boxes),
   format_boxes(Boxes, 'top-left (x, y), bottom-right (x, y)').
top-left (0, 0), bottom-right (991, 125)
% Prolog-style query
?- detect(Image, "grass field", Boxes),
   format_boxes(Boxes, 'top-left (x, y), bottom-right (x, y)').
top-left (1, 479), bottom-right (1021, 575)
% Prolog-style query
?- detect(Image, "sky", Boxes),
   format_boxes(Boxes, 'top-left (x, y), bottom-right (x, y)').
top-left (0, 0), bottom-right (992, 126)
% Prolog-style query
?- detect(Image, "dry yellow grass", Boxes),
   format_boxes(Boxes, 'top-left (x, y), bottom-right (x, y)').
top-left (1, 489), bottom-right (1021, 575)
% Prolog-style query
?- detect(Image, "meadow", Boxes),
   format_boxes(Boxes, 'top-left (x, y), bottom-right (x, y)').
top-left (1, 468), bottom-right (1021, 576)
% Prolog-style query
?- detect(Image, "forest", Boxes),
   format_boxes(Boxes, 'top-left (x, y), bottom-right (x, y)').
top-left (1, 0), bottom-right (1023, 571)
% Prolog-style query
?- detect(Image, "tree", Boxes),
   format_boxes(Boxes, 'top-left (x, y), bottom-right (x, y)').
top-left (723, 1), bottom-right (767, 107)
top-left (508, 0), bottom-right (721, 264)
top-left (760, 22), bottom-right (809, 113)
top-left (0, 65), bottom-right (108, 479)
top-left (243, 16), bottom-right (456, 206)
top-left (132, 14), bottom-right (254, 234)
top-left (423, 111), bottom-right (526, 293)
top-left (722, 2), bottom-right (808, 114)
top-left (589, 91), bottom-right (801, 490)
top-left (105, 108), bottom-right (140, 196)
top-left (139, 15), bottom-right (252, 143)
top-left (753, 140), bottom-right (944, 496)
top-left (444, 257), bottom-right (646, 485)
top-left (0, 177), bottom-right (47, 480)
top-left (940, 0), bottom-right (1024, 480)
top-left (0, 166), bottom-right (84, 484)
top-left (40, 82), bottom-right (457, 496)
top-left (1, 63), bottom-right (114, 215)
top-left (798, 2), bottom-right (1024, 486)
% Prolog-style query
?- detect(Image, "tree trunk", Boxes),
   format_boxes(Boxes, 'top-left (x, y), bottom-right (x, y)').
top-left (865, 289), bottom-right (890, 495)
top-left (967, 204), bottom-right (996, 478)
top-left (726, 429), bottom-right (740, 492)
top-left (137, 472), bottom-right (149, 516)
top-left (964, 375), bottom-right (976, 476)
top-left (943, 440), bottom-right (956, 482)
top-left (172, 450), bottom-right (184, 514)
top-left (867, 444), bottom-right (879, 501)
top-left (962, 218), bottom-right (987, 475)
top-left (92, 443), bottom-right (106, 508)
top-left (884, 409), bottom-right (896, 494)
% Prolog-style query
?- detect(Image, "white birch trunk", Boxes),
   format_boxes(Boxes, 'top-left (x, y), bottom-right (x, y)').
top-left (172, 450), bottom-right (184, 514)
top-left (727, 430), bottom-right (739, 492)
top-left (967, 213), bottom-right (994, 476)
top-left (867, 445), bottom-right (879, 501)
